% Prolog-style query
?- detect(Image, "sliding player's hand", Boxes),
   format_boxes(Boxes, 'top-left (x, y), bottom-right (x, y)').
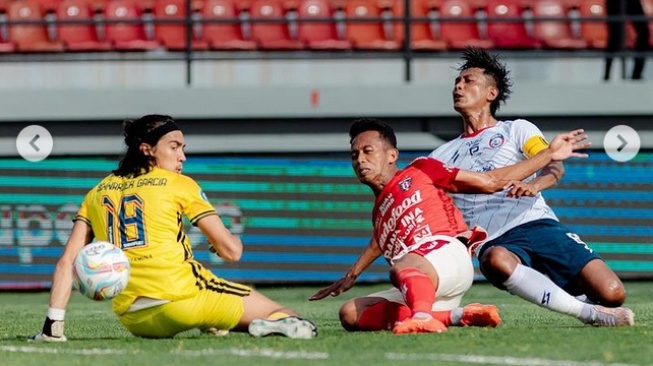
top-left (309, 275), bottom-right (357, 301)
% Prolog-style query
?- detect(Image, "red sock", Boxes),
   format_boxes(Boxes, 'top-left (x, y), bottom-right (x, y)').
top-left (395, 268), bottom-right (436, 315)
top-left (357, 300), bottom-right (412, 331)
top-left (356, 301), bottom-right (453, 330)
top-left (431, 310), bottom-right (453, 326)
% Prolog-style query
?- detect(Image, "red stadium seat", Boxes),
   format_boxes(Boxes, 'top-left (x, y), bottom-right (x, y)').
top-left (297, 0), bottom-right (351, 49)
top-left (200, 0), bottom-right (256, 49)
top-left (486, 0), bottom-right (540, 48)
top-left (531, 0), bottom-right (587, 49)
top-left (577, 0), bottom-right (636, 49)
top-left (86, 0), bottom-right (109, 11)
top-left (0, 4), bottom-right (15, 52)
top-left (153, 0), bottom-right (208, 50)
top-left (0, 39), bottom-right (14, 53)
top-left (439, 0), bottom-right (494, 49)
top-left (36, 0), bottom-right (63, 12)
top-left (639, 0), bottom-right (653, 46)
top-left (104, 0), bottom-right (162, 50)
top-left (7, 1), bottom-right (64, 52)
top-left (344, 0), bottom-right (400, 49)
top-left (578, 0), bottom-right (609, 48)
top-left (56, 0), bottom-right (112, 51)
top-left (393, 0), bottom-right (447, 50)
top-left (250, 0), bottom-right (304, 49)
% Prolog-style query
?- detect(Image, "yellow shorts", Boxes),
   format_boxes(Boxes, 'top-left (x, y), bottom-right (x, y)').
top-left (118, 277), bottom-right (251, 338)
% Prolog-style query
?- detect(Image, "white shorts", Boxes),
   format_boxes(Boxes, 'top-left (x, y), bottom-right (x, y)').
top-left (367, 236), bottom-right (474, 311)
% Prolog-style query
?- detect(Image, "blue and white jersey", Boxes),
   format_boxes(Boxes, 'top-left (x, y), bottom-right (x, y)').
top-left (429, 119), bottom-right (558, 241)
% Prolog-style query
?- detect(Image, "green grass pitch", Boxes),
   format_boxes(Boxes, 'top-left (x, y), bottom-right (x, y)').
top-left (1, 282), bottom-right (652, 366)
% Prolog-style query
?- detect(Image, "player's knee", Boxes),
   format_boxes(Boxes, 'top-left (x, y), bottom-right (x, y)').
top-left (479, 247), bottom-right (516, 285)
top-left (338, 300), bottom-right (358, 331)
top-left (599, 281), bottom-right (626, 307)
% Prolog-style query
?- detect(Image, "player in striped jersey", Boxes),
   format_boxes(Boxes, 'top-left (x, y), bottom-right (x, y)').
top-left (30, 115), bottom-right (317, 342)
top-left (429, 47), bottom-right (633, 327)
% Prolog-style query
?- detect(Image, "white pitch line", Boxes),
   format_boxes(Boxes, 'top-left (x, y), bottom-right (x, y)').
top-left (1, 345), bottom-right (328, 360)
top-left (386, 352), bottom-right (640, 366)
top-left (173, 348), bottom-right (329, 360)
top-left (0, 346), bottom-right (128, 355)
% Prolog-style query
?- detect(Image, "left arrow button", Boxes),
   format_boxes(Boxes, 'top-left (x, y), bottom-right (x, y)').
top-left (16, 126), bottom-right (53, 162)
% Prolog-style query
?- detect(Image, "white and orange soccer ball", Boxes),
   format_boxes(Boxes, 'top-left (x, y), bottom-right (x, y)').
top-left (72, 241), bottom-right (130, 301)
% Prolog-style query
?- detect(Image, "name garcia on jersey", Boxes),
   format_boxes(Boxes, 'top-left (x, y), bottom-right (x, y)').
top-left (97, 178), bottom-right (168, 192)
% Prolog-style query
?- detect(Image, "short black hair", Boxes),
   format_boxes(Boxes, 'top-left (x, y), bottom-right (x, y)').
top-left (349, 118), bottom-right (397, 149)
top-left (458, 47), bottom-right (513, 116)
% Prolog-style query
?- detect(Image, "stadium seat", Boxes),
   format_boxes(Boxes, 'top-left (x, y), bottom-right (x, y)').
top-left (85, 0), bottom-right (109, 11)
top-left (297, 0), bottom-right (351, 49)
top-left (640, 0), bottom-right (653, 46)
top-left (56, 0), bottom-right (112, 51)
top-left (393, 0), bottom-right (447, 50)
top-left (439, 0), bottom-right (494, 49)
top-left (486, 0), bottom-right (540, 48)
top-left (250, 0), bottom-right (304, 49)
top-left (153, 0), bottom-right (208, 50)
top-left (39, 0), bottom-right (65, 12)
top-left (7, 1), bottom-right (64, 52)
top-left (577, 0), bottom-right (637, 49)
top-left (578, 0), bottom-right (609, 48)
top-left (104, 0), bottom-right (162, 50)
top-left (0, 7), bottom-right (15, 52)
top-left (0, 39), bottom-right (14, 53)
top-left (200, 0), bottom-right (256, 49)
top-left (531, 0), bottom-right (587, 49)
top-left (344, 0), bottom-right (400, 49)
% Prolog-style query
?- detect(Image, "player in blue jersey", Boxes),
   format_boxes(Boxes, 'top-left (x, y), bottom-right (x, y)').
top-left (429, 47), bottom-right (633, 327)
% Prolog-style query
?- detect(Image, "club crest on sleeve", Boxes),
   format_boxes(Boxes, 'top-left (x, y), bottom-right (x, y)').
top-left (200, 189), bottom-right (209, 202)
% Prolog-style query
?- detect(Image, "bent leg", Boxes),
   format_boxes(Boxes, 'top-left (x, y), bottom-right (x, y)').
top-left (479, 225), bottom-right (591, 322)
top-left (235, 289), bottom-right (298, 330)
top-left (340, 296), bottom-right (410, 331)
top-left (570, 259), bottom-right (626, 307)
top-left (479, 245), bottom-right (522, 288)
top-left (340, 290), bottom-right (500, 331)
top-left (233, 289), bottom-right (317, 339)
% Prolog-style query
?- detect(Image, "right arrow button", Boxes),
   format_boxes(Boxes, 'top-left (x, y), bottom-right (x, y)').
top-left (604, 125), bottom-right (640, 162)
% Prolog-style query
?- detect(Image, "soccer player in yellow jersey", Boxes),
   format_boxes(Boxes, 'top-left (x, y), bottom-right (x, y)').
top-left (30, 114), bottom-right (317, 341)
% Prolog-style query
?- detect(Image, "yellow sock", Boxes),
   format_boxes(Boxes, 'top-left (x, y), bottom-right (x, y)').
top-left (267, 312), bottom-right (291, 321)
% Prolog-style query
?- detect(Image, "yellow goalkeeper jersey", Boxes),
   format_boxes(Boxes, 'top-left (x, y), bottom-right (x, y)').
top-left (75, 167), bottom-right (217, 315)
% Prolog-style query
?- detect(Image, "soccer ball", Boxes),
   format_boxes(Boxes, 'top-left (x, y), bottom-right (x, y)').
top-left (72, 241), bottom-right (130, 301)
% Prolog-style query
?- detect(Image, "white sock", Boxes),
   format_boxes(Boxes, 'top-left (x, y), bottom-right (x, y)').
top-left (449, 307), bottom-right (463, 325)
top-left (575, 294), bottom-right (594, 304)
top-left (412, 311), bottom-right (433, 320)
top-left (47, 307), bottom-right (66, 321)
top-left (503, 264), bottom-right (592, 320)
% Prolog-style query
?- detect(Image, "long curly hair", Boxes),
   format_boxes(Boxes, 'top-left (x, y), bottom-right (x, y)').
top-left (112, 114), bottom-right (176, 178)
top-left (458, 47), bottom-right (513, 116)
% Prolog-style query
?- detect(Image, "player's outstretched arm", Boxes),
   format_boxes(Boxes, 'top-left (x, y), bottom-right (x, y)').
top-left (30, 221), bottom-right (94, 342)
top-left (450, 129), bottom-right (590, 194)
top-left (198, 215), bottom-right (243, 262)
top-left (309, 238), bottom-right (382, 301)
